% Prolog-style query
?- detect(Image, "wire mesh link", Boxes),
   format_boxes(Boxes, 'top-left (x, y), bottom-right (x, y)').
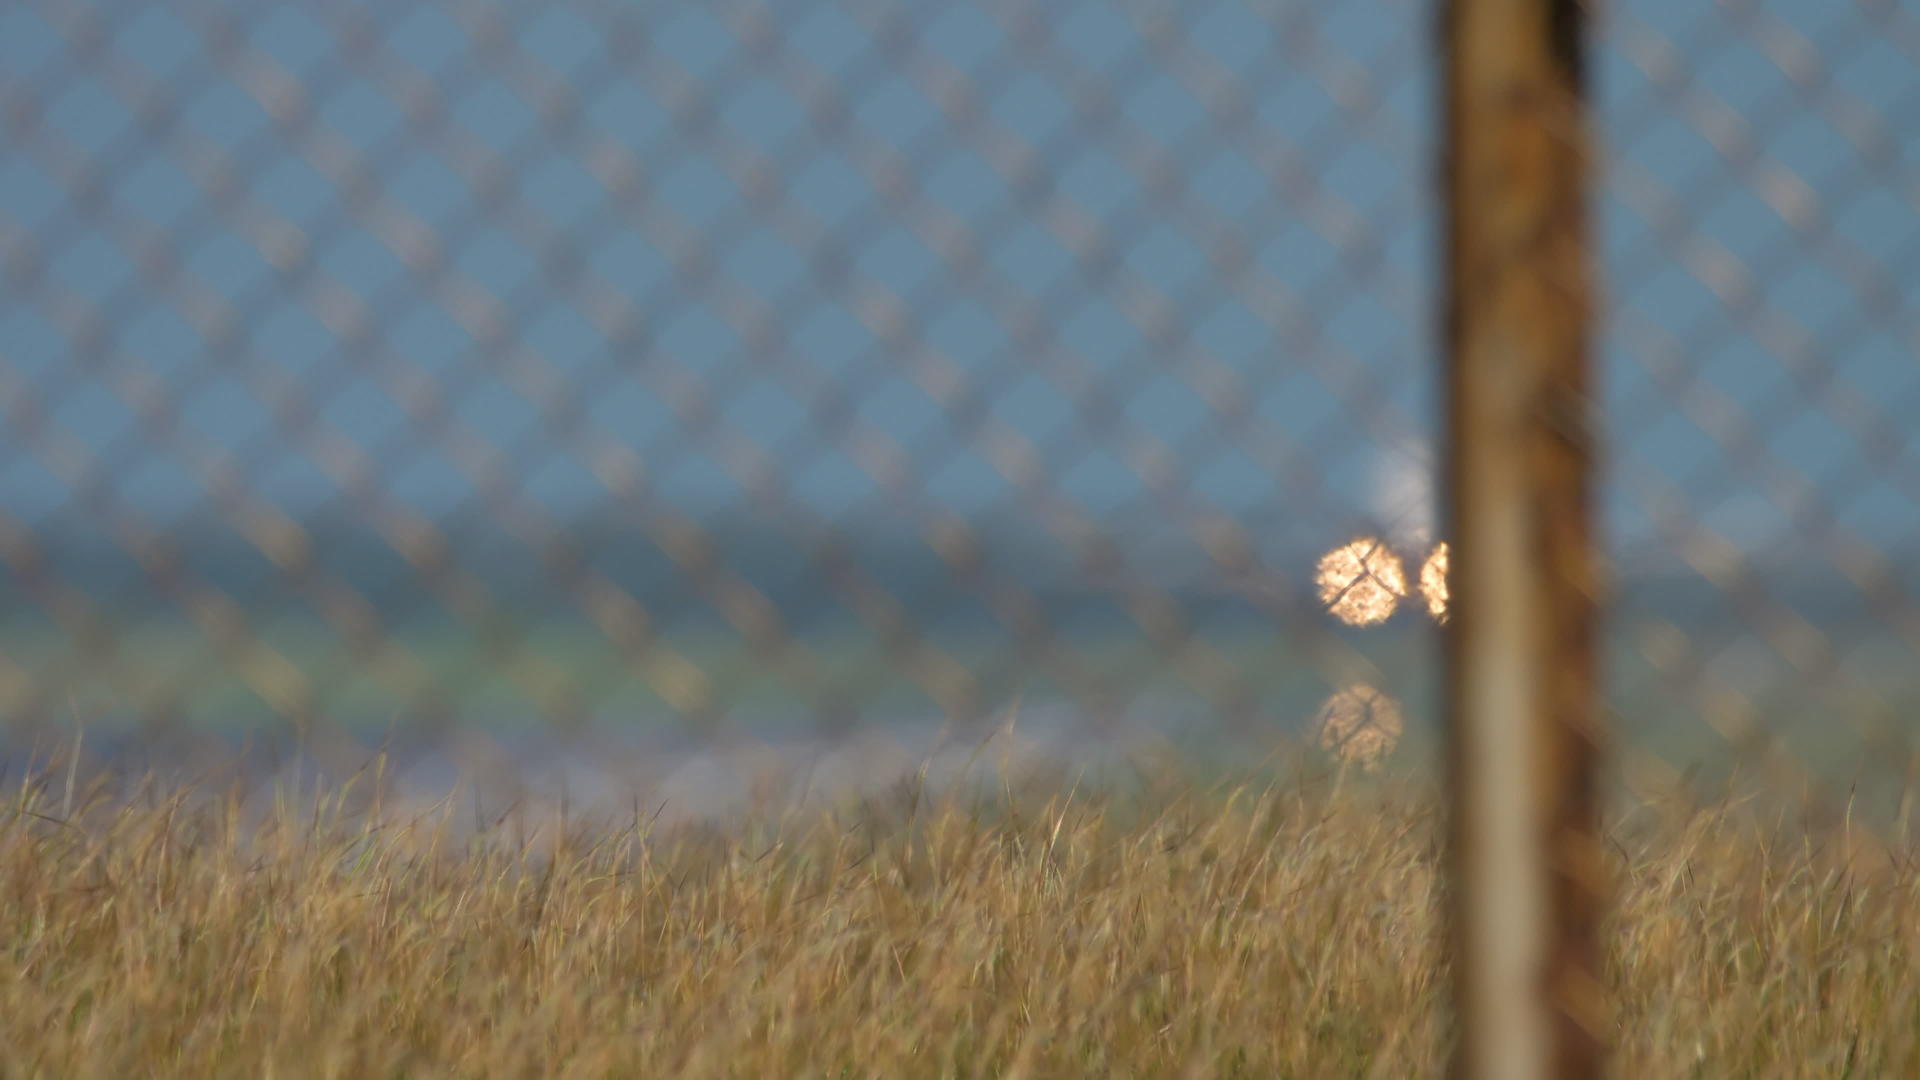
top-left (1599, 0), bottom-right (1920, 838)
top-left (1, 0), bottom-right (1442, 812)
top-left (1, 0), bottom-right (1912, 840)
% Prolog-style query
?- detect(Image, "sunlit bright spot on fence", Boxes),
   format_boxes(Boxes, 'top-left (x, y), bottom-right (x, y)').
top-left (1315, 684), bottom-right (1404, 770)
top-left (1420, 542), bottom-right (1450, 623)
top-left (1315, 536), bottom-right (1407, 626)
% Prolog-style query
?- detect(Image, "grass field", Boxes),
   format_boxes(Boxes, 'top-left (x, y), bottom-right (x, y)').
top-left (4, 739), bottom-right (1917, 1078)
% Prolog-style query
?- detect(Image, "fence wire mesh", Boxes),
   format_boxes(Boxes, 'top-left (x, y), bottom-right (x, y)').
top-left (1, 0), bottom-right (1443, 818)
top-left (1599, 1), bottom-right (1920, 840)
top-left (0, 0), bottom-right (1914, 839)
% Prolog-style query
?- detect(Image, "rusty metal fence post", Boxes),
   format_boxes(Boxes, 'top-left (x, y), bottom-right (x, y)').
top-left (1442, 1), bottom-right (1607, 1077)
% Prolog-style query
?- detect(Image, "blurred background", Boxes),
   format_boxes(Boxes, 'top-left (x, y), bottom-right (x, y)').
top-left (2, 0), bottom-right (1915, 823)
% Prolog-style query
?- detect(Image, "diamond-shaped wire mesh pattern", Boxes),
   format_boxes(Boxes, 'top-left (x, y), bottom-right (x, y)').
top-left (0, 0), bottom-right (1913, 830)
top-left (1598, 1), bottom-right (1920, 832)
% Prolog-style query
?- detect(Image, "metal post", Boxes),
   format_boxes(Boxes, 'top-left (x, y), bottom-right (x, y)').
top-left (1441, 1), bottom-right (1607, 1078)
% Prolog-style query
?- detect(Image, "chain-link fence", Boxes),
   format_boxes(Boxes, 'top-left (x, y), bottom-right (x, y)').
top-left (1599, 1), bottom-right (1920, 838)
top-left (5, 0), bottom-right (1917, 1071)
top-left (2, 0), bottom-right (1452, 813)
top-left (0, 0), bottom-right (1915, 927)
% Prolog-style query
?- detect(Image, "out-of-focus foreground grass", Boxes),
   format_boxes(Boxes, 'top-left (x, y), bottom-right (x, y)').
top-left (2, 747), bottom-right (1915, 1078)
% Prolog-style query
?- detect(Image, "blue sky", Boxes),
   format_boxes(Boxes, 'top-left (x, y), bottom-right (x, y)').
top-left (2, 0), bottom-right (1915, 573)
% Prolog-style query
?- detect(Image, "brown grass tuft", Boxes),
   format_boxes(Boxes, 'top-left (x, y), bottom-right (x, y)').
top-left (2, 752), bottom-right (1916, 1077)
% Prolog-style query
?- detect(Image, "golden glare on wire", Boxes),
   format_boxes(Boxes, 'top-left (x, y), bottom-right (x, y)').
top-left (1315, 684), bottom-right (1403, 770)
top-left (1314, 536), bottom-right (1407, 626)
top-left (1420, 542), bottom-right (1450, 623)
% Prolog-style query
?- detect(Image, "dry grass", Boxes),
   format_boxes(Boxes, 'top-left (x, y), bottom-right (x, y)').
top-left (2, 748), bottom-right (1917, 1079)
